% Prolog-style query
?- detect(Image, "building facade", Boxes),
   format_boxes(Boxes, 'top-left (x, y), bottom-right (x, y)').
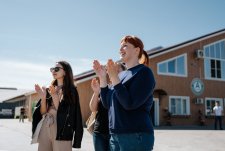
top-left (150, 29), bottom-right (225, 126)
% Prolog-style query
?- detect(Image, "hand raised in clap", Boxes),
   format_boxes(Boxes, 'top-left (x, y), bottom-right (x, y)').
top-left (93, 60), bottom-right (107, 78)
top-left (34, 84), bottom-right (47, 100)
top-left (91, 78), bottom-right (100, 94)
top-left (106, 59), bottom-right (120, 86)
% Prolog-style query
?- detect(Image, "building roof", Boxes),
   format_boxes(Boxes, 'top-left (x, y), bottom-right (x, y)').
top-left (74, 28), bottom-right (225, 83)
top-left (148, 28), bottom-right (225, 57)
top-left (0, 87), bottom-right (35, 103)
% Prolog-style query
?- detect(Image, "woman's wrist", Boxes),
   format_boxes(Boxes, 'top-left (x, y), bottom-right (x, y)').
top-left (51, 94), bottom-right (59, 99)
top-left (100, 82), bottom-right (107, 88)
top-left (99, 77), bottom-right (107, 88)
top-left (93, 92), bottom-right (100, 102)
top-left (111, 76), bottom-right (120, 86)
top-left (41, 97), bottom-right (46, 102)
top-left (93, 91), bottom-right (100, 95)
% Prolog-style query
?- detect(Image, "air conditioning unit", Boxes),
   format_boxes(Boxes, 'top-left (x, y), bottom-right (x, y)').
top-left (196, 49), bottom-right (204, 58)
top-left (195, 98), bottom-right (204, 104)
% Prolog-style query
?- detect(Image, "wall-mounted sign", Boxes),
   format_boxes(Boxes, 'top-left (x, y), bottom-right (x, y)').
top-left (191, 78), bottom-right (204, 96)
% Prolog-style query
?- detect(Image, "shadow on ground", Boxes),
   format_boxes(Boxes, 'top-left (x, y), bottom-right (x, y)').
top-left (154, 125), bottom-right (224, 130)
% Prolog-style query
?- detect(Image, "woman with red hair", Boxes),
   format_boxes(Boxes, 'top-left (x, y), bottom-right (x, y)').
top-left (93, 36), bottom-right (155, 151)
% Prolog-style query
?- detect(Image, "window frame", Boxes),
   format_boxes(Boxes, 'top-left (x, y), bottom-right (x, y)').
top-left (204, 39), bottom-right (225, 81)
top-left (157, 54), bottom-right (187, 77)
top-left (169, 96), bottom-right (190, 115)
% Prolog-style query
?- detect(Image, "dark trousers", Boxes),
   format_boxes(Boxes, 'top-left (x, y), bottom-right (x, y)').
top-left (93, 132), bottom-right (110, 151)
top-left (214, 116), bottom-right (223, 130)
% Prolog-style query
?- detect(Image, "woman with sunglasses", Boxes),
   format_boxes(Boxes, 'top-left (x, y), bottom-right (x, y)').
top-left (32, 61), bottom-right (83, 151)
top-left (93, 36), bottom-right (155, 151)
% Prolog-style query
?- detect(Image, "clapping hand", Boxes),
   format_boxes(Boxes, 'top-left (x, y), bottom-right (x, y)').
top-left (48, 85), bottom-right (58, 97)
top-left (93, 60), bottom-right (107, 78)
top-left (91, 78), bottom-right (100, 94)
top-left (106, 59), bottom-right (120, 85)
top-left (106, 59), bottom-right (119, 79)
top-left (34, 84), bottom-right (47, 100)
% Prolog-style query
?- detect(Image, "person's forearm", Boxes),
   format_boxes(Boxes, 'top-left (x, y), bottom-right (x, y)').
top-left (89, 93), bottom-right (100, 112)
top-left (99, 77), bottom-right (107, 88)
top-left (40, 98), bottom-right (47, 114)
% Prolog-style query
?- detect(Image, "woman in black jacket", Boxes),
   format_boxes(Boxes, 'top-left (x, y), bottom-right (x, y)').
top-left (32, 61), bottom-right (83, 151)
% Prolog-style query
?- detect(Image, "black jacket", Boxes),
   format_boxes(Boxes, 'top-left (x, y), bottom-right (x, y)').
top-left (32, 88), bottom-right (83, 148)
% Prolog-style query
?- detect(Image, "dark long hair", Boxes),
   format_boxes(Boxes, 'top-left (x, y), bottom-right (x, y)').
top-left (51, 61), bottom-right (78, 104)
top-left (121, 35), bottom-right (149, 66)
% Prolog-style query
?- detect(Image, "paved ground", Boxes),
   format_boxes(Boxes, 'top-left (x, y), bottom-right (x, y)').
top-left (0, 119), bottom-right (225, 151)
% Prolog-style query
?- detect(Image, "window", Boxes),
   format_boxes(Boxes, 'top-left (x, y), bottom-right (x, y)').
top-left (158, 54), bottom-right (187, 77)
top-left (168, 60), bottom-right (175, 73)
top-left (169, 96), bottom-right (190, 115)
top-left (204, 40), bottom-right (225, 81)
top-left (205, 98), bottom-right (224, 116)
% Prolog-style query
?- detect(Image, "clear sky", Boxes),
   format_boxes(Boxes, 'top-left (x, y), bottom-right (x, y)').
top-left (0, 0), bottom-right (225, 90)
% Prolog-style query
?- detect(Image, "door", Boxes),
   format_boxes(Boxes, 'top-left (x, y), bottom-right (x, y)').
top-left (150, 98), bottom-right (159, 126)
top-left (154, 98), bottom-right (159, 126)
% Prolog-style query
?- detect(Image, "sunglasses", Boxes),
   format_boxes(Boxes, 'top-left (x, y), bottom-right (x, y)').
top-left (50, 67), bottom-right (64, 72)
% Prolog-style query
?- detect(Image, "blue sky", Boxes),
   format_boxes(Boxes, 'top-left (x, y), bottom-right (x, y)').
top-left (0, 0), bottom-right (225, 89)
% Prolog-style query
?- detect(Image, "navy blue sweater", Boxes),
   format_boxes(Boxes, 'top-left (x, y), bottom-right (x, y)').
top-left (100, 64), bottom-right (155, 134)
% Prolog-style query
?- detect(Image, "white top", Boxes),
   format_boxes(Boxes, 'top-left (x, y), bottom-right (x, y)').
top-left (213, 106), bottom-right (223, 116)
top-left (118, 70), bottom-right (133, 84)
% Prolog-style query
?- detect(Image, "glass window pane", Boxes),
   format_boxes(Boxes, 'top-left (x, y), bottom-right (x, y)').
top-left (205, 47), bottom-right (210, 57)
top-left (216, 60), bottom-right (221, 69)
top-left (211, 69), bottom-right (216, 78)
top-left (171, 107), bottom-right (176, 114)
top-left (206, 100), bottom-right (211, 115)
top-left (168, 60), bottom-right (176, 73)
top-left (182, 99), bottom-right (187, 114)
top-left (216, 60), bottom-right (221, 78)
top-left (159, 63), bottom-right (167, 73)
top-left (220, 100), bottom-right (224, 108)
top-left (210, 45), bottom-right (215, 58)
top-left (176, 99), bottom-right (181, 114)
top-left (171, 98), bottom-right (176, 114)
top-left (206, 100), bottom-right (210, 107)
top-left (177, 56), bottom-right (185, 75)
top-left (204, 59), bottom-right (211, 78)
top-left (217, 70), bottom-right (221, 78)
top-left (171, 98), bottom-right (175, 105)
top-left (221, 41), bottom-right (225, 59)
top-left (211, 60), bottom-right (215, 68)
top-left (215, 43), bottom-right (221, 59)
top-left (211, 101), bottom-right (216, 111)
top-left (221, 61), bottom-right (225, 80)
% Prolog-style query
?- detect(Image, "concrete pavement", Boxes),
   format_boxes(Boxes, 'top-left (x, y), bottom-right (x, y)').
top-left (0, 119), bottom-right (93, 151)
top-left (0, 119), bottom-right (225, 151)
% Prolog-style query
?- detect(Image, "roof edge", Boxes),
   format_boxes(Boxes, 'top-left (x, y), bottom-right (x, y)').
top-left (149, 28), bottom-right (225, 57)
